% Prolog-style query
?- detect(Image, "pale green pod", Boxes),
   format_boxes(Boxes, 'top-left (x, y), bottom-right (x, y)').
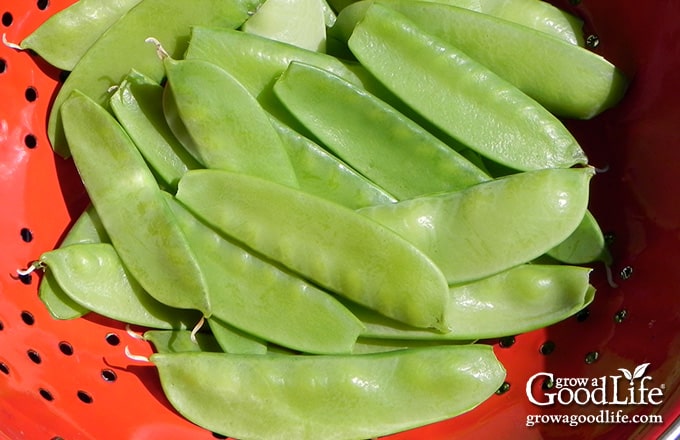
top-left (176, 169), bottom-right (450, 331)
top-left (548, 210), bottom-right (613, 265)
top-left (39, 243), bottom-right (202, 329)
top-left (20, 0), bottom-right (143, 71)
top-left (163, 58), bottom-right (298, 188)
top-left (358, 168), bottom-right (594, 284)
top-left (151, 345), bottom-right (506, 439)
top-left (207, 318), bottom-right (268, 355)
top-left (144, 330), bottom-right (224, 354)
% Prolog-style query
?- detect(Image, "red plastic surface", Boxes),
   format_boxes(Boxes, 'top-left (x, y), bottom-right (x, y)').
top-left (1, 0), bottom-right (679, 439)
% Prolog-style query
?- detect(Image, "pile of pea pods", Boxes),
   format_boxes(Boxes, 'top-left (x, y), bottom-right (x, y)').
top-left (20, 0), bottom-right (627, 438)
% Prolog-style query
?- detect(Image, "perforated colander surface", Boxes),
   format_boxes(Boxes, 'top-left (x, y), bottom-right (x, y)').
top-left (1, 1), bottom-right (679, 439)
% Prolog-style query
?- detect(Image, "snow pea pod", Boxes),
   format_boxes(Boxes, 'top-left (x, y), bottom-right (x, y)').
top-left (176, 169), bottom-right (449, 331)
top-left (151, 345), bottom-right (505, 439)
top-left (47, 0), bottom-right (264, 157)
top-left (20, 0), bottom-right (143, 71)
top-left (164, 193), bottom-right (363, 354)
top-left (39, 243), bottom-right (203, 329)
top-left (38, 205), bottom-right (107, 320)
top-left (378, 2), bottom-right (626, 119)
top-left (184, 26), bottom-right (363, 121)
top-left (547, 210), bottom-right (612, 265)
top-left (162, 58), bottom-right (298, 188)
top-left (61, 91), bottom-right (211, 315)
top-left (269, 115), bottom-right (396, 209)
top-left (348, 4), bottom-right (587, 171)
top-left (145, 330), bottom-right (224, 354)
top-left (110, 70), bottom-right (201, 191)
top-left (274, 61), bottom-right (490, 199)
top-left (207, 318), bottom-right (268, 355)
top-left (358, 167), bottom-right (594, 284)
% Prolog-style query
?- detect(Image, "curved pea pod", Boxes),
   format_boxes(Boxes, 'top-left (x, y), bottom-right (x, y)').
top-left (358, 167), bottom-right (595, 284)
top-left (348, 4), bottom-right (587, 171)
top-left (269, 116), bottom-right (397, 209)
top-left (444, 265), bottom-right (595, 338)
top-left (110, 70), bottom-right (201, 191)
top-left (162, 58), bottom-right (298, 188)
top-left (61, 91), bottom-right (211, 315)
top-left (207, 318), bottom-right (268, 355)
top-left (164, 193), bottom-right (364, 354)
top-left (39, 243), bottom-right (203, 329)
top-left (19, 0), bottom-right (143, 71)
top-left (145, 330), bottom-right (224, 354)
top-left (381, 2), bottom-right (627, 119)
top-left (176, 169), bottom-right (449, 331)
top-left (242, 0), bottom-right (328, 52)
top-left (184, 26), bottom-right (364, 119)
top-left (274, 61), bottom-right (490, 199)
top-left (38, 205), bottom-right (107, 320)
top-left (547, 210), bottom-right (613, 265)
top-left (478, 0), bottom-right (585, 46)
top-left (151, 345), bottom-right (506, 439)
top-left (47, 0), bottom-right (265, 157)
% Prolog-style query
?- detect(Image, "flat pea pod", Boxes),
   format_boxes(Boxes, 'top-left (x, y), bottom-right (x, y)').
top-left (38, 205), bottom-right (107, 320)
top-left (110, 70), bottom-right (201, 191)
top-left (61, 91), bottom-right (211, 315)
top-left (145, 330), bottom-right (224, 354)
top-left (162, 58), bottom-right (298, 188)
top-left (348, 4), bottom-right (587, 171)
top-left (358, 167), bottom-right (595, 284)
top-left (151, 345), bottom-right (506, 439)
top-left (269, 115), bottom-right (397, 209)
top-left (547, 210), bottom-right (613, 265)
top-left (39, 243), bottom-right (203, 329)
top-left (47, 0), bottom-right (265, 157)
top-left (274, 61), bottom-right (490, 199)
top-left (207, 318), bottom-right (268, 355)
top-left (19, 0), bottom-right (143, 71)
top-left (184, 26), bottom-right (364, 120)
top-left (176, 169), bottom-right (449, 331)
top-left (164, 193), bottom-right (363, 354)
top-left (378, 2), bottom-right (626, 119)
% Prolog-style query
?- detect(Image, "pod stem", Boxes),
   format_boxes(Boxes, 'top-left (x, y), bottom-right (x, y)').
top-left (2, 33), bottom-right (21, 50)
top-left (190, 315), bottom-right (206, 344)
top-left (124, 346), bottom-right (151, 363)
top-left (145, 37), bottom-right (170, 60)
top-left (16, 261), bottom-right (43, 277)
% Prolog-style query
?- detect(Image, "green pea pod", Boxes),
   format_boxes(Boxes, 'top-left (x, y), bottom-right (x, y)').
top-left (151, 345), bottom-right (506, 439)
top-left (207, 318), bottom-right (268, 355)
top-left (274, 61), bottom-right (490, 199)
top-left (379, 2), bottom-right (626, 119)
top-left (61, 91), bottom-right (211, 315)
top-left (162, 58), bottom-right (298, 188)
top-left (479, 0), bottom-right (585, 46)
top-left (547, 210), bottom-right (613, 265)
top-left (242, 0), bottom-right (328, 52)
top-left (164, 193), bottom-right (364, 354)
top-left (47, 0), bottom-right (265, 157)
top-left (145, 330), bottom-right (224, 354)
top-left (176, 169), bottom-right (449, 331)
top-left (269, 115), bottom-right (397, 209)
top-left (348, 4), bottom-right (587, 171)
top-left (358, 167), bottom-right (594, 284)
top-left (20, 0), bottom-right (143, 71)
top-left (38, 205), bottom-right (107, 320)
top-left (110, 70), bottom-right (201, 191)
top-left (184, 26), bottom-right (364, 119)
top-left (39, 243), bottom-right (203, 329)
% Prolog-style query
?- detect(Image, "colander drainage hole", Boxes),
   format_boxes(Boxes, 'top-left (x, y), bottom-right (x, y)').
top-left (101, 369), bottom-right (117, 382)
top-left (25, 86), bottom-right (38, 102)
top-left (39, 388), bottom-right (54, 401)
top-left (18, 272), bottom-right (33, 285)
top-left (539, 340), bottom-right (556, 355)
top-left (58, 341), bottom-right (74, 356)
top-left (0, 58), bottom-right (6, 74)
top-left (20, 227), bottom-right (34, 242)
top-left (1, 12), bottom-right (12, 27)
top-left (77, 390), bottom-right (93, 404)
top-left (37, 0), bottom-right (50, 11)
top-left (212, 433), bottom-right (228, 439)
top-left (21, 310), bottom-right (35, 325)
top-left (105, 333), bottom-right (121, 346)
top-left (495, 382), bottom-right (511, 395)
top-left (0, 320), bottom-right (4, 330)
top-left (27, 349), bottom-right (42, 364)
top-left (24, 134), bottom-right (37, 149)
top-left (0, 362), bottom-right (9, 375)
top-left (575, 307), bottom-right (590, 322)
top-left (498, 336), bottom-right (515, 348)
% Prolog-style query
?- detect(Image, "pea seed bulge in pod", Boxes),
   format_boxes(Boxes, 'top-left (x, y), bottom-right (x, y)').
top-left (0, 0), bottom-right (678, 439)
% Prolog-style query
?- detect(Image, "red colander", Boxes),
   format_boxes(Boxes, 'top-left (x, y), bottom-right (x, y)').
top-left (1, 0), bottom-right (679, 439)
